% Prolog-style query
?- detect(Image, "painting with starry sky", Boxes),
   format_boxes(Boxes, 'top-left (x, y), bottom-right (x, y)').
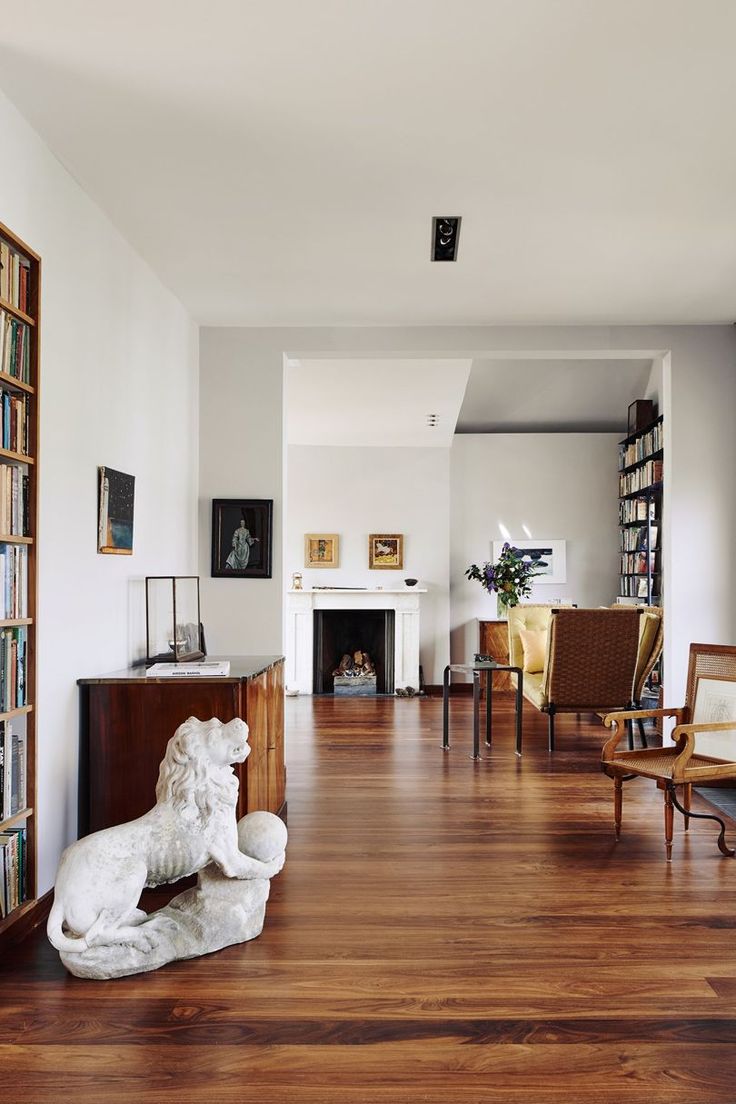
top-left (98, 466), bottom-right (135, 554)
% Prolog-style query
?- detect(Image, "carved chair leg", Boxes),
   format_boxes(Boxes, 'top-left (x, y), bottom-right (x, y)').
top-left (664, 785), bottom-right (674, 862)
top-left (614, 777), bottom-right (623, 839)
top-left (667, 783), bottom-right (736, 858)
top-left (683, 783), bottom-right (692, 831)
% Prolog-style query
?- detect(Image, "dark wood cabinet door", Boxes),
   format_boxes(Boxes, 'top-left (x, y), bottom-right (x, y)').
top-left (82, 682), bottom-right (242, 834)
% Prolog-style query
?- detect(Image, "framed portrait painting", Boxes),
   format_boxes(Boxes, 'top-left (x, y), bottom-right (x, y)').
top-left (305, 533), bottom-right (339, 568)
top-left (211, 499), bottom-right (273, 578)
top-left (369, 533), bottom-right (404, 570)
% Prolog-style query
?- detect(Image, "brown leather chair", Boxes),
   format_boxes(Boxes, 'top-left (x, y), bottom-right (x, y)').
top-left (603, 643), bottom-right (736, 861)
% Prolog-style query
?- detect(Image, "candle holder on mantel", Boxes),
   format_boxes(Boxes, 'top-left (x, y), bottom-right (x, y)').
top-left (146, 576), bottom-right (204, 663)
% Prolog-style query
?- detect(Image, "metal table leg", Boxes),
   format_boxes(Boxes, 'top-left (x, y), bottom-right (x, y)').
top-left (515, 668), bottom-right (523, 756)
top-left (485, 667), bottom-right (492, 747)
top-left (442, 665), bottom-right (451, 750)
top-left (471, 670), bottom-right (481, 760)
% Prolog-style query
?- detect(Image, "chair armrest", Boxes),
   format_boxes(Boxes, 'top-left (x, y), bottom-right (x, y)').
top-left (671, 720), bottom-right (736, 780)
top-left (601, 708), bottom-right (684, 760)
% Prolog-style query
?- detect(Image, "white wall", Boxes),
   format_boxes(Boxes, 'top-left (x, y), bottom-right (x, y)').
top-left (450, 433), bottom-right (620, 663)
top-left (198, 329), bottom-right (283, 655)
top-left (0, 91), bottom-right (199, 893)
top-left (286, 445), bottom-right (450, 683)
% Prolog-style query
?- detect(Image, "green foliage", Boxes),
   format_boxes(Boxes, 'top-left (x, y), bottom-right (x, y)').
top-left (465, 543), bottom-right (545, 610)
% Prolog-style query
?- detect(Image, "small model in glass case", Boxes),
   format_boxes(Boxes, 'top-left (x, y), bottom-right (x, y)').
top-left (146, 576), bottom-right (204, 663)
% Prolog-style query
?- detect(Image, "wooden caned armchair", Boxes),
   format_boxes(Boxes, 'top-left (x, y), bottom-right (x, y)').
top-left (603, 643), bottom-right (736, 861)
top-left (507, 606), bottom-right (644, 751)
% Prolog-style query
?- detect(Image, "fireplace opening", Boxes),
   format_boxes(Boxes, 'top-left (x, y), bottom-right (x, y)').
top-left (313, 609), bottom-right (395, 695)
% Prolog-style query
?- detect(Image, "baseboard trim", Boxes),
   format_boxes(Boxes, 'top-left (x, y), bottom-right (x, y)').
top-left (424, 684), bottom-right (516, 698)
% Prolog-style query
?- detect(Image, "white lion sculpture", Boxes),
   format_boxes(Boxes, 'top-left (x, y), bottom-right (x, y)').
top-left (47, 716), bottom-right (285, 961)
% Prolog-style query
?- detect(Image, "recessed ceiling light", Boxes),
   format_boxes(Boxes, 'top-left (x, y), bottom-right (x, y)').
top-left (431, 217), bottom-right (461, 262)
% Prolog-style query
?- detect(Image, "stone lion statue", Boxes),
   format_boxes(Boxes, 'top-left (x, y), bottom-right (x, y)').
top-left (47, 716), bottom-right (285, 959)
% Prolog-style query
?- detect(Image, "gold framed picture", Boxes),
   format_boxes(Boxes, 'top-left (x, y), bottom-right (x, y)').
top-left (368, 533), bottom-right (404, 570)
top-left (305, 533), bottom-right (339, 568)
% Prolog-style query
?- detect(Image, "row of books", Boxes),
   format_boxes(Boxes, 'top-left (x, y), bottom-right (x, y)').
top-left (0, 389), bottom-right (30, 456)
top-left (0, 312), bottom-right (31, 384)
top-left (620, 524), bottom-right (659, 552)
top-left (0, 827), bottom-right (27, 918)
top-left (618, 421), bottom-right (663, 470)
top-left (0, 242), bottom-right (30, 313)
top-left (0, 463), bottom-right (30, 536)
top-left (620, 551), bottom-right (658, 575)
top-left (619, 459), bottom-right (663, 497)
top-left (619, 497), bottom-right (657, 525)
top-left (619, 575), bottom-right (655, 599)
top-left (0, 721), bottom-right (26, 820)
top-left (0, 628), bottom-right (27, 714)
top-left (0, 546), bottom-right (27, 619)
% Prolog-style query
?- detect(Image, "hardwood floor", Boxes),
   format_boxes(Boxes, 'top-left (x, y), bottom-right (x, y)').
top-left (2, 696), bottom-right (736, 1103)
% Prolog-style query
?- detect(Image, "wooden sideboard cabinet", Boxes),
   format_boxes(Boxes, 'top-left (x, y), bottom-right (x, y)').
top-left (477, 619), bottom-right (512, 690)
top-left (78, 655), bottom-right (285, 836)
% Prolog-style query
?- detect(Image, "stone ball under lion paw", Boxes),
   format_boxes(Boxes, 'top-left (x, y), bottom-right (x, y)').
top-left (237, 811), bottom-right (288, 863)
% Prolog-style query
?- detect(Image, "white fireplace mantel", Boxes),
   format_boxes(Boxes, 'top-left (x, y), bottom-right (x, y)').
top-left (285, 588), bottom-right (427, 693)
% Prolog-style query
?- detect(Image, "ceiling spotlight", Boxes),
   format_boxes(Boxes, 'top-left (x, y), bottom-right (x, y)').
top-left (432, 217), bottom-right (461, 262)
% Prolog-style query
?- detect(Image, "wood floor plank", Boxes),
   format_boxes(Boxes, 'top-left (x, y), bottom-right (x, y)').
top-left (2, 695), bottom-right (736, 1102)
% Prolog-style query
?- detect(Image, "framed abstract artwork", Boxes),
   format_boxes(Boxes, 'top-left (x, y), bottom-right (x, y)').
top-left (492, 539), bottom-right (566, 585)
top-left (98, 466), bottom-right (135, 555)
top-left (211, 499), bottom-right (273, 578)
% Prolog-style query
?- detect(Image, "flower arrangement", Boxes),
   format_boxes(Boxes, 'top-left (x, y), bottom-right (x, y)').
top-left (465, 543), bottom-right (547, 613)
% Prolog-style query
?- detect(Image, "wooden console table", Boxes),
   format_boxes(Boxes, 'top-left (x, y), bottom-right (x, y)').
top-left (477, 619), bottom-right (512, 690)
top-left (78, 655), bottom-right (285, 835)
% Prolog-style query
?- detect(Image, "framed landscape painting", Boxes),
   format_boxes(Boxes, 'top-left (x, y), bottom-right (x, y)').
top-left (305, 533), bottom-right (339, 568)
top-left (98, 466), bottom-right (135, 555)
top-left (211, 499), bottom-right (273, 578)
top-left (369, 533), bottom-right (404, 570)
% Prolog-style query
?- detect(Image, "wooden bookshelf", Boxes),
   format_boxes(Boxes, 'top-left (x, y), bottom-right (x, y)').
top-left (0, 220), bottom-right (39, 938)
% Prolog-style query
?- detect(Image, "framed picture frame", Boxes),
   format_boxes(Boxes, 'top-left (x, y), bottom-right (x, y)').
top-left (98, 466), bottom-right (135, 555)
top-left (492, 538), bottom-right (567, 585)
top-left (304, 533), bottom-right (339, 568)
top-left (211, 499), bottom-right (273, 578)
top-left (369, 533), bottom-right (404, 570)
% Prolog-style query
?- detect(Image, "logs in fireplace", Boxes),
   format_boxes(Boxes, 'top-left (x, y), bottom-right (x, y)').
top-left (313, 609), bottom-right (395, 695)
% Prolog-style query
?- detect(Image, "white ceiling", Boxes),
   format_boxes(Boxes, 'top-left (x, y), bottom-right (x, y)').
top-left (457, 358), bottom-right (653, 433)
top-left (286, 359), bottom-right (472, 447)
top-left (3, 2), bottom-right (736, 325)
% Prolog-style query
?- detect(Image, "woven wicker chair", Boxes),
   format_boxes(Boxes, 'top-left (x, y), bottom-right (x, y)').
top-left (603, 643), bottom-right (736, 861)
top-left (610, 605), bottom-right (664, 747)
top-left (508, 607), bottom-right (643, 751)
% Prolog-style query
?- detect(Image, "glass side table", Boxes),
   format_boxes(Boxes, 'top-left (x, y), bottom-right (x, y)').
top-left (442, 659), bottom-right (524, 760)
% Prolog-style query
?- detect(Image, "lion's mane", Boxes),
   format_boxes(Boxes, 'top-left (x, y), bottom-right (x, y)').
top-left (155, 719), bottom-right (239, 824)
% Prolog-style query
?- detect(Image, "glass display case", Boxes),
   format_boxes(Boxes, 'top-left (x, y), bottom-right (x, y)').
top-left (146, 576), bottom-right (204, 663)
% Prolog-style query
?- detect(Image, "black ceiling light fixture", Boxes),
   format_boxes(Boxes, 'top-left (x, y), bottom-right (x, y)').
top-left (431, 216), bottom-right (461, 262)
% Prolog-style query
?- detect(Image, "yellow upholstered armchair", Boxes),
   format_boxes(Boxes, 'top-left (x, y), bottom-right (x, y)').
top-left (508, 606), bottom-right (645, 751)
top-left (603, 642), bottom-right (736, 861)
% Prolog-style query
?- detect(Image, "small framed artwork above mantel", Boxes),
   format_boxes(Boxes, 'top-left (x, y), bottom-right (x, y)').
top-left (305, 533), bottom-right (339, 568)
top-left (492, 539), bottom-right (567, 586)
top-left (369, 533), bottom-right (404, 570)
